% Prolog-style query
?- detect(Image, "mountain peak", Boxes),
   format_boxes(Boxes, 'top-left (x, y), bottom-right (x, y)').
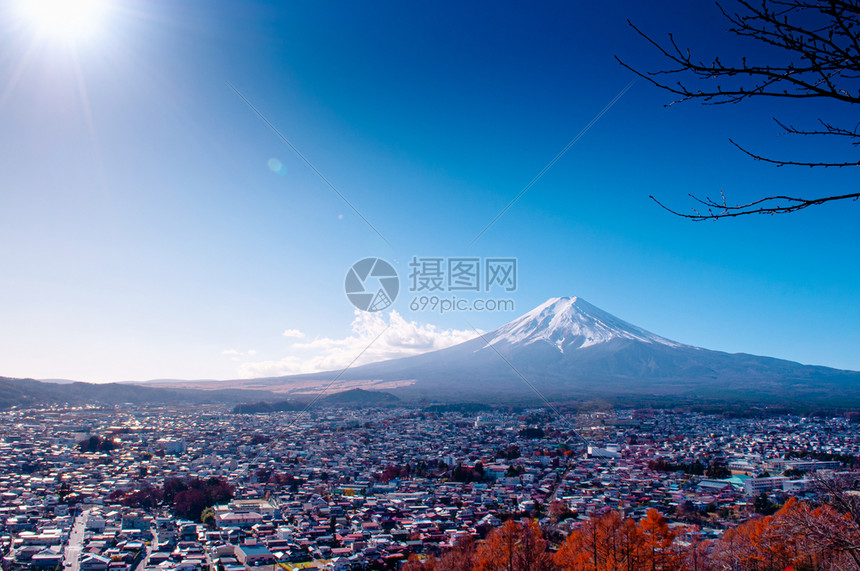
top-left (486, 296), bottom-right (681, 352)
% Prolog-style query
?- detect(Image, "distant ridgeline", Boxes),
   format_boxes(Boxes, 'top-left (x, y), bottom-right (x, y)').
top-left (231, 389), bottom-right (399, 414)
top-left (422, 402), bottom-right (493, 413)
top-left (0, 376), bottom-right (280, 410)
top-left (231, 400), bottom-right (304, 414)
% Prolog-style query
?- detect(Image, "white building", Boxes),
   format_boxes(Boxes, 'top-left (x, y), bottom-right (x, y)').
top-left (743, 477), bottom-right (787, 496)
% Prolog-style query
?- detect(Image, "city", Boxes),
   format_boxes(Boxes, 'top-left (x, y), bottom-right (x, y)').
top-left (2, 0), bottom-right (859, 569)
top-left (2, 404), bottom-right (858, 569)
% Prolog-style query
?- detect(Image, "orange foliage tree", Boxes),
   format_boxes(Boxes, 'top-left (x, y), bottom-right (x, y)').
top-left (404, 491), bottom-right (860, 571)
top-left (401, 535), bottom-right (476, 571)
top-left (707, 496), bottom-right (860, 570)
top-left (475, 519), bottom-right (555, 571)
top-left (554, 509), bottom-right (680, 571)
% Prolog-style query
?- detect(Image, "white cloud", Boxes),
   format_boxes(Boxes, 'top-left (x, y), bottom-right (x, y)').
top-left (237, 310), bottom-right (479, 379)
top-left (223, 349), bottom-right (257, 363)
top-left (282, 329), bottom-right (305, 339)
top-left (238, 355), bottom-right (303, 378)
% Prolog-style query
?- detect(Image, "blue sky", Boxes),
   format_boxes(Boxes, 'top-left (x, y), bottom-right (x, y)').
top-left (1, 0), bottom-right (858, 382)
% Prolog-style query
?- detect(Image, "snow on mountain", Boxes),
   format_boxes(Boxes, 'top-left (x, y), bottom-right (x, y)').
top-left (484, 296), bottom-right (683, 352)
top-left (144, 295), bottom-right (860, 405)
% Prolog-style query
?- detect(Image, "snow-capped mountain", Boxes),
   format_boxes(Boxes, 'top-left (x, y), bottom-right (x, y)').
top-left (223, 295), bottom-right (860, 404)
top-left (484, 296), bottom-right (683, 352)
top-left (152, 296), bottom-right (860, 405)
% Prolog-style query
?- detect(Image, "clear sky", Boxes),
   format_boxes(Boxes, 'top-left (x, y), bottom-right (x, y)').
top-left (1, 0), bottom-right (858, 383)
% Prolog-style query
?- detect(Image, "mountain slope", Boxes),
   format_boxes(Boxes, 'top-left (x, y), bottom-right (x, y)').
top-left (486, 297), bottom-right (683, 351)
top-left (0, 376), bottom-right (278, 410)
top-left (235, 296), bottom-right (860, 403)
top-left (16, 296), bottom-right (858, 408)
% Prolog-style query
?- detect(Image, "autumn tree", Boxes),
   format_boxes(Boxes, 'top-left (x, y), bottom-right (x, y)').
top-left (619, 0), bottom-right (860, 219)
top-left (554, 509), bottom-right (682, 571)
top-left (638, 509), bottom-right (680, 570)
top-left (111, 477), bottom-right (232, 522)
top-left (411, 494), bottom-right (860, 570)
top-left (705, 495), bottom-right (860, 569)
top-left (775, 478), bottom-right (860, 568)
top-left (476, 519), bottom-right (555, 571)
top-left (403, 540), bottom-right (477, 571)
top-left (553, 517), bottom-right (598, 571)
top-left (554, 510), bottom-right (635, 570)
top-left (402, 536), bottom-right (479, 571)
top-left (438, 535), bottom-right (478, 571)
top-left (402, 554), bottom-right (439, 571)
top-left (549, 500), bottom-right (576, 524)
top-left (679, 535), bottom-right (713, 571)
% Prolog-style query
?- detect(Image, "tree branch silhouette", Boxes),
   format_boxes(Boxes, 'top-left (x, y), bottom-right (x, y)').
top-left (618, 0), bottom-right (860, 219)
top-left (651, 190), bottom-right (860, 220)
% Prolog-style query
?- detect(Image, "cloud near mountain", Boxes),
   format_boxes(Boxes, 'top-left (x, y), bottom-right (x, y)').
top-left (236, 309), bottom-right (479, 378)
top-left (239, 296), bottom-right (860, 404)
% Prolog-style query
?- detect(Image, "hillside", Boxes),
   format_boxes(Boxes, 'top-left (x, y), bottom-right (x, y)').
top-left (0, 376), bottom-right (276, 410)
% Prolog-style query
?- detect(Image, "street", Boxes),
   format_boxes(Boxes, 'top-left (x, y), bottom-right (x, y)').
top-left (64, 509), bottom-right (89, 571)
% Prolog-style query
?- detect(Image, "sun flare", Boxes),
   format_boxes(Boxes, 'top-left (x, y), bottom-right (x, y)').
top-left (19, 0), bottom-right (107, 41)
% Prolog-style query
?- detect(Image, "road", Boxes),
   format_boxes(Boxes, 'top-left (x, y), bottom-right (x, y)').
top-left (548, 460), bottom-right (573, 504)
top-left (131, 525), bottom-right (158, 571)
top-left (64, 509), bottom-right (89, 571)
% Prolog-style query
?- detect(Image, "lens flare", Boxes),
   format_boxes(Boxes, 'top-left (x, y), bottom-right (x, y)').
top-left (19, 0), bottom-right (107, 41)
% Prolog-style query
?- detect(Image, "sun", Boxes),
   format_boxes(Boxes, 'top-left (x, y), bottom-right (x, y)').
top-left (18, 0), bottom-right (108, 41)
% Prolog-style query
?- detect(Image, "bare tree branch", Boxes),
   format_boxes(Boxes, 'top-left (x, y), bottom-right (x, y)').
top-left (621, 0), bottom-right (860, 219)
top-left (773, 117), bottom-right (860, 143)
top-left (650, 190), bottom-right (860, 220)
top-left (729, 137), bottom-right (860, 166)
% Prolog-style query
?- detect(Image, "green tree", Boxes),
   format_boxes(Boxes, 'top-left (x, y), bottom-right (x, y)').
top-left (201, 506), bottom-right (216, 529)
top-left (754, 492), bottom-right (778, 516)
